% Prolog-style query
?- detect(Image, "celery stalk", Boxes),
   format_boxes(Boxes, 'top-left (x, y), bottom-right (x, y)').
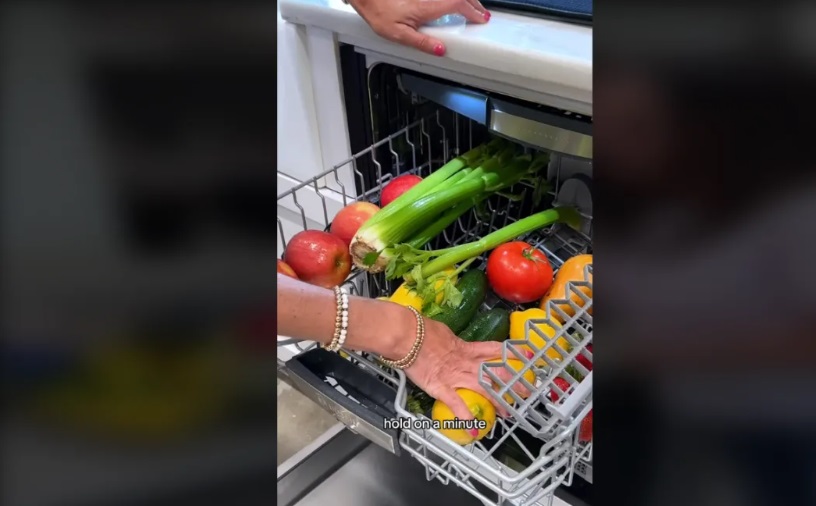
top-left (352, 155), bottom-right (534, 272)
top-left (386, 207), bottom-right (581, 306)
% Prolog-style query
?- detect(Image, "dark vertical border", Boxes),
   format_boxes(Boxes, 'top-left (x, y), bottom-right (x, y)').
top-left (595, 2), bottom-right (816, 505)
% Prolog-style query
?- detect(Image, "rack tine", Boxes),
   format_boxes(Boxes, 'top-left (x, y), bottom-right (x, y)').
top-left (277, 217), bottom-right (287, 250)
top-left (291, 191), bottom-right (307, 231)
top-left (421, 119), bottom-right (432, 175)
top-left (405, 126), bottom-right (417, 170)
top-left (388, 137), bottom-right (401, 175)
top-left (436, 110), bottom-right (448, 161)
top-left (370, 150), bottom-right (383, 195)
top-left (332, 166), bottom-right (350, 206)
top-left (313, 178), bottom-right (330, 227)
top-left (454, 112), bottom-right (460, 156)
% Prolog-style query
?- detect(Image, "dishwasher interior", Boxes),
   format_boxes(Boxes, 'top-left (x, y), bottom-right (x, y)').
top-left (277, 49), bottom-right (593, 506)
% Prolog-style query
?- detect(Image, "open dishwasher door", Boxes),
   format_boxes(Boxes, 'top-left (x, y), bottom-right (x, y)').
top-left (277, 423), bottom-right (588, 506)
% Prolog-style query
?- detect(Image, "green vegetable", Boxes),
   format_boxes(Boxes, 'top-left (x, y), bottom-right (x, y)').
top-left (406, 388), bottom-right (435, 415)
top-left (387, 206), bottom-right (581, 308)
top-left (428, 269), bottom-right (488, 333)
top-left (351, 139), bottom-right (541, 273)
top-left (565, 364), bottom-right (585, 382)
top-left (405, 194), bottom-right (489, 249)
top-left (459, 308), bottom-right (511, 343)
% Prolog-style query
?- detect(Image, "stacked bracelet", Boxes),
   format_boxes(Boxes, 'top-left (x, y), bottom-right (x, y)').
top-left (324, 286), bottom-right (349, 352)
top-left (379, 306), bottom-right (425, 370)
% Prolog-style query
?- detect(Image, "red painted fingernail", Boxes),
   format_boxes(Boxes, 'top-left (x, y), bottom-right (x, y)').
top-left (524, 350), bottom-right (534, 359)
top-left (433, 43), bottom-right (445, 57)
top-left (468, 428), bottom-right (479, 437)
top-left (484, 10), bottom-right (491, 21)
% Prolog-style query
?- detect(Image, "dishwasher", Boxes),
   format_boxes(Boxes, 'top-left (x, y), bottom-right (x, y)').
top-left (277, 3), bottom-right (592, 506)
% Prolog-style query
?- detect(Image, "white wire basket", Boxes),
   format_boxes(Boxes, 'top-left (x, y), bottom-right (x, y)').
top-left (277, 111), bottom-right (593, 506)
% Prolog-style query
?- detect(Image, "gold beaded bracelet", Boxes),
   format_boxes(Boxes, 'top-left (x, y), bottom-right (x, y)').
top-left (379, 306), bottom-right (425, 370)
top-left (324, 286), bottom-right (348, 352)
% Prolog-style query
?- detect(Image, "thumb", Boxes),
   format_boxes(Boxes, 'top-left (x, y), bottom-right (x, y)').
top-left (436, 389), bottom-right (481, 439)
top-left (393, 24), bottom-right (446, 57)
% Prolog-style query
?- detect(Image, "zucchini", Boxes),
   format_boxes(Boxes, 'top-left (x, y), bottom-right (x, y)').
top-left (406, 389), bottom-right (435, 416)
top-left (429, 269), bottom-right (487, 334)
top-left (459, 308), bottom-right (510, 343)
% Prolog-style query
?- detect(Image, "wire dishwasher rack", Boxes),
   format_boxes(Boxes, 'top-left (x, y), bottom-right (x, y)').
top-left (277, 111), bottom-right (593, 506)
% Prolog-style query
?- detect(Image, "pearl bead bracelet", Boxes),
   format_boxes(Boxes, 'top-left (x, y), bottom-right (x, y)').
top-left (324, 286), bottom-right (349, 352)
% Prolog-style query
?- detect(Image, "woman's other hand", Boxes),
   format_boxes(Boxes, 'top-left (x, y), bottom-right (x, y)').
top-left (348, 0), bottom-right (491, 57)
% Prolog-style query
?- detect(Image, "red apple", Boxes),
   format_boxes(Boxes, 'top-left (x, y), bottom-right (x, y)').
top-left (283, 230), bottom-right (352, 288)
top-left (277, 259), bottom-right (299, 279)
top-left (381, 174), bottom-right (422, 207)
top-left (330, 201), bottom-right (380, 246)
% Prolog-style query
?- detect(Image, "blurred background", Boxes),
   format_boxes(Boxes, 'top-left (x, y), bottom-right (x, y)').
top-left (2, 3), bottom-right (280, 505)
top-left (594, 2), bottom-right (816, 505)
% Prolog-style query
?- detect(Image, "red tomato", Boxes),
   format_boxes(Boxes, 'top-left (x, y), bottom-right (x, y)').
top-left (576, 344), bottom-right (593, 371)
top-left (547, 377), bottom-right (572, 402)
top-left (486, 242), bottom-right (554, 304)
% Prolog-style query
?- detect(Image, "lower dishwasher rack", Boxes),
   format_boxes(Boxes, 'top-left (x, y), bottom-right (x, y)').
top-left (277, 424), bottom-right (589, 506)
top-left (277, 114), bottom-right (593, 506)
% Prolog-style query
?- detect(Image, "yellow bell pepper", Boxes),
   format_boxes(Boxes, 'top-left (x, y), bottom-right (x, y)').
top-left (509, 308), bottom-right (570, 365)
top-left (388, 268), bottom-right (458, 313)
top-left (432, 389), bottom-right (496, 445)
top-left (388, 284), bottom-right (424, 312)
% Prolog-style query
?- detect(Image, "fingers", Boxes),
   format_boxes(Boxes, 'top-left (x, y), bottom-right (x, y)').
top-left (465, 0), bottom-right (487, 15)
top-left (421, 0), bottom-right (489, 24)
top-left (392, 23), bottom-right (446, 57)
top-left (468, 341), bottom-right (537, 365)
top-left (464, 341), bottom-right (536, 414)
top-left (455, 0), bottom-right (490, 24)
top-left (436, 389), bottom-right (475, 423)
top-left (384, 0), bottom-right (492, 58)
top-left (492, 365), bottom-right (534, 399)
top-left (461, 379), bottom-right (510, 418)
top-left (468, 341), bottom-right (505, 361)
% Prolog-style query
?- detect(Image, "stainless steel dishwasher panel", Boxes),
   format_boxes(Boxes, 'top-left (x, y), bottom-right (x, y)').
top-left (278, 426), bottom-right (590, 506)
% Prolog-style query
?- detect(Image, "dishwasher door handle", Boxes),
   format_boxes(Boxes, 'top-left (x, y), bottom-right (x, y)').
top-left (280, 348), bottom-right (401, 455)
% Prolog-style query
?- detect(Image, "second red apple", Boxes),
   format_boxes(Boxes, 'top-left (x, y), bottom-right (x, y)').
top-left (330, 201), bottom-right (380, 247)
top-left (380, 174), bottom-right (422, 207)
top-left (283, 230), bottom-right (352, 288)
top-left (277, 259), bottom-right (299, 279)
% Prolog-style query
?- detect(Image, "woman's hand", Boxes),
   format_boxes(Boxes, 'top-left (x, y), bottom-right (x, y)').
top-left (348, 0), bottom-right (491, 57)
top-left (275, 274), bottom-right (530, 427)
top-left (404, 317), bottom-right (533, 424)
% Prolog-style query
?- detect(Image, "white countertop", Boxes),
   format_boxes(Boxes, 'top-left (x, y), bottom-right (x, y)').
top-left (279, 0), bottom-right (592, 114)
